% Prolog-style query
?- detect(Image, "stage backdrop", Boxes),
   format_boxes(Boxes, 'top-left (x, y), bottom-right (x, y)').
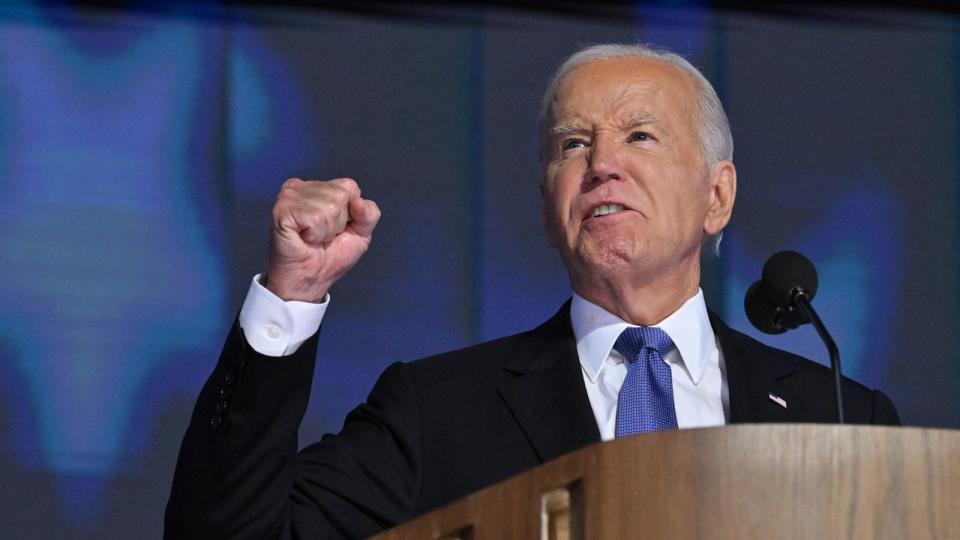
top-left (0, 1), bottom-right (957, 538)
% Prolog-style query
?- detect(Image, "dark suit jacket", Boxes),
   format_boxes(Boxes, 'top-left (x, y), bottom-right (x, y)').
top-left (165, 302), bottom-right (899, 539)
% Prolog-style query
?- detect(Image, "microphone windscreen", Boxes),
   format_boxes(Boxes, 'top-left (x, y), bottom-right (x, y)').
top-left (761, 250), bottom-right (818, 306)
top-left (744, 280), bottom-right (787, 335)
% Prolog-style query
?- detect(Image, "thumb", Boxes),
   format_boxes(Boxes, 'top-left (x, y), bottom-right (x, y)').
top-left (348, 197), bottom-right (381, 238)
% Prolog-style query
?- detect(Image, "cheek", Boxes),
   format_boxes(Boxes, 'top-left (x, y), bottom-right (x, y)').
top-left (669, 187), bottom-right (713, 235)
top-left (542, 205), bottom-right (572, 251)
top-left (662, 163), bottom-right (711, 206)
top-left (540, 185), bottom-right (562, 243)
top-left (542, 195), bottom-right (566, 232)
top-left (543, 170), bottom-right (576, 217)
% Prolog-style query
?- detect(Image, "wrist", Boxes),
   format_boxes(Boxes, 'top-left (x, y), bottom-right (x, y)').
top-left (262, 271), bottom-right (330, 303)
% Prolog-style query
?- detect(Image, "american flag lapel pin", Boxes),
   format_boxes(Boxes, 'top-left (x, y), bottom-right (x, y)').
top-left (768, 392), bottom-right (788, 409)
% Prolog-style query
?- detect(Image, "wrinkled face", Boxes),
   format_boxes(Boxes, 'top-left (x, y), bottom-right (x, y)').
top-left (542, 57), bottom-right (722, 289)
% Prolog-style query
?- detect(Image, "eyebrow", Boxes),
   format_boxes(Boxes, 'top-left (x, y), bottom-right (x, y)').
top-left (624, 113), bottom-right (662, 129)
top-left (548, 119), bottom-right (587, 137)
top-left (548, 113), bottom-right (663, 137)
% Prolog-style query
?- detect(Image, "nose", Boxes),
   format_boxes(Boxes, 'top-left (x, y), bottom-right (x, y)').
top-left (584, 137), bottom-right (624, 185)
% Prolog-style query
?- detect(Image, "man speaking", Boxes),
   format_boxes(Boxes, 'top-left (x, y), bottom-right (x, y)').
top-left (165, 43), bottom-right (900, 539)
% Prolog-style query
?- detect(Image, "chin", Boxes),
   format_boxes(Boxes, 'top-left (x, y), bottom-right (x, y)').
top-left (576, 244), bottom-right (641, 277)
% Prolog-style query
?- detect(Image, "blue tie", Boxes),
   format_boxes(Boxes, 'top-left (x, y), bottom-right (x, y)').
top-left (614, 326), bottom-right (678, 436)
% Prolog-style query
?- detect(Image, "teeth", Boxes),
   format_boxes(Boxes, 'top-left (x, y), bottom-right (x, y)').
top-left (592, 204), bottom-right (624, 217)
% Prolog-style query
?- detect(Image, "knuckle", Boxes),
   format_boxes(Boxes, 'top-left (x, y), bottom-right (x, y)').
top-left (331, 177), bottom-right (359, 193)
top-left (273, 196), bottom-right (294, 220)
top-left (328, 187), bottom-right (350, 205)
top-left (272, 209), bottom-right (290, 232)
top-left (321, 200), bottom-right (342, 219)
top-left (271, 199), bottom-right (288, 220)
top-left (277, 178), bottom-right (302, 203)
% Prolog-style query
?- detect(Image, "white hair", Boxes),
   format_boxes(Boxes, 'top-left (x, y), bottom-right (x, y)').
top-left (540, 43), bottom-right (733, 165)
top-left (539, 43), bottom-right (733, 255)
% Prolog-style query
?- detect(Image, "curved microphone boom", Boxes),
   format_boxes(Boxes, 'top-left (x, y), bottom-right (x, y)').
top-left (744, 251), bottom-right (845, 424)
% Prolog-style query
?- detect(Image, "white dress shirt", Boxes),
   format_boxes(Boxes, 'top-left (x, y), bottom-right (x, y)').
top-left (570, 290), bottom-right (727, 440)
top-left (238, 276), bottom-right (728, 439)
top-left (238, 274), bottom-right (328, 357)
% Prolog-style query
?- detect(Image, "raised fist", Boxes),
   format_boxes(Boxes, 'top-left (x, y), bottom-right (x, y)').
top-left (265, 177), bottom-right (381, 302)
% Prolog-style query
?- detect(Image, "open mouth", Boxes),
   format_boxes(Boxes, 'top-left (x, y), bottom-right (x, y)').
top-left (588, 203), bottom-right (626, 218)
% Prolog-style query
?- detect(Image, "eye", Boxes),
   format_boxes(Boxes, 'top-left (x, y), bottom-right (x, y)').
top-left (628, 131), bottom-right (655, 143)
top-left (561, 138), bottom-right (589, 152)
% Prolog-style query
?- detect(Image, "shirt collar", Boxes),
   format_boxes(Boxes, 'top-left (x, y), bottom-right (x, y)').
top-left (570, 289), bottom-right (715, 386)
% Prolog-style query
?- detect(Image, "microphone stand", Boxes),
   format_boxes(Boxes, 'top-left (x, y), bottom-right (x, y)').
top-left (793, 291), bottom-right (845, 424)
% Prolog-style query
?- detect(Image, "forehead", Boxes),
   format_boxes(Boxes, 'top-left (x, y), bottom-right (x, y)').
top-left (550, 57), bottom-right (698, 127)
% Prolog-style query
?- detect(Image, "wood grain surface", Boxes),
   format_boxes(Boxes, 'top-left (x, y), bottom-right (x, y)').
top-left (370, 425), bottom-right (959, 540)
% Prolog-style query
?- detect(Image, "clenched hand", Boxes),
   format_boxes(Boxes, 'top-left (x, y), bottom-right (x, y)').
top-left (265, 178), bottom-right (381, 302)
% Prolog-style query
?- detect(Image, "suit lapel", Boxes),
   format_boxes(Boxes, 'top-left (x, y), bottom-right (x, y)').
top-left (496, 305), bottom-right (810, 461)
top-left (497, 301), bottom-right (601, 463)
top-left (710, 311), bottom-right (810, 423)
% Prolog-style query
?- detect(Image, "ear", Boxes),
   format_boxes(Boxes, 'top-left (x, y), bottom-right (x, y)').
top-left (703, 160), bottom-right (737, 236)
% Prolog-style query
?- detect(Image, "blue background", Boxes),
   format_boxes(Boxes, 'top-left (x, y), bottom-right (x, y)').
top-left (0, 2), bottom-right (957, 537)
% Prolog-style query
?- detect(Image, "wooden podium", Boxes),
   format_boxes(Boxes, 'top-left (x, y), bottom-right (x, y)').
top-left (371, 425), bottom-right (959, 539)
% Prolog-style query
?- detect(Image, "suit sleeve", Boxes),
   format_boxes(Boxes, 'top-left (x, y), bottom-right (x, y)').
top-left (164, 320), bottom-right (422, 539)
top-left (870, 389), bottom-right (901, 426)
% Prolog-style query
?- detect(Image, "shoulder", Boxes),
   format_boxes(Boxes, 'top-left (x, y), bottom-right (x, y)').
top-left (402, 302), bottom-right (574, 384)
top-left (711, 312), bottom-right (900, 425)
top-left (718, 319), bottom-right (830, 375)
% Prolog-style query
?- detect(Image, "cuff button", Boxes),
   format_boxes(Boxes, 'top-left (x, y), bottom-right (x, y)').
top-left (266, 325), bottom-right (281, 339)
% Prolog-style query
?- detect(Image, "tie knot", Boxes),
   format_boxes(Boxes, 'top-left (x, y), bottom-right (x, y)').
top-left (614, 326), bottom-right (674, 362)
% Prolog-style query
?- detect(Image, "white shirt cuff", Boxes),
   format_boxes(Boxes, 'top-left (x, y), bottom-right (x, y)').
top-left (238, 273), bottom-right (328, 357)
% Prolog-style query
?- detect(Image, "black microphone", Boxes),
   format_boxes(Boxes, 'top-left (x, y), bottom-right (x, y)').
top-left (744, 251), bottom-right (817, 333)
top-left (744, 251), bottom-right (845, 424)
